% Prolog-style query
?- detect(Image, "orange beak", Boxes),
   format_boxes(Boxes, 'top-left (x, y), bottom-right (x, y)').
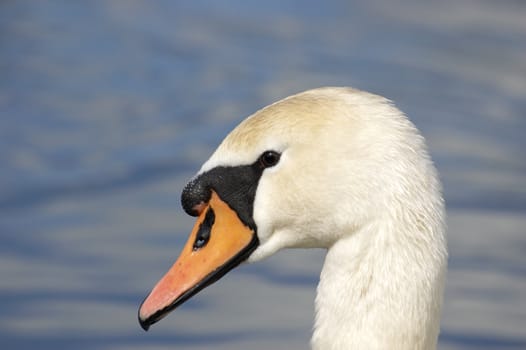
top-left (138, 190), bottom-right (258, 330)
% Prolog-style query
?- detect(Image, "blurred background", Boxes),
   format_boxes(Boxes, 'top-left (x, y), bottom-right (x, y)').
top-left (1, 1), bottom-right (525, 349)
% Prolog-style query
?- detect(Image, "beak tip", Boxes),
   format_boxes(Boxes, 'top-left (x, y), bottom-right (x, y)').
top-left (138, 306), bottom-right (152, 331)
top-left (138, 315), bottom-right (151, 331)
top-left (140, 322), bottom-right (150, 332)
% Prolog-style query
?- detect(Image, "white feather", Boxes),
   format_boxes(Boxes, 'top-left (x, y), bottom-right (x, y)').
top-left (200, 87), bottom-right (446, 349)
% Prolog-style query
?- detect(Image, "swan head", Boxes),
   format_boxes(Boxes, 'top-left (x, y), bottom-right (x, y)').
top-left (138, 87), bottom-right (445, 332)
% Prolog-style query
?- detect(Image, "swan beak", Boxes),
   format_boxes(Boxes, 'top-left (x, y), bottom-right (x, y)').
top-left (138, 191), bottom-right (258, 331)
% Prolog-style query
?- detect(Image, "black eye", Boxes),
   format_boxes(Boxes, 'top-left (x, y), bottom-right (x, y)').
top-left (259, 151), bottom-right (281, 168)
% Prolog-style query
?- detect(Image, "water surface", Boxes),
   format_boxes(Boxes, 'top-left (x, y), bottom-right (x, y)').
top-left (1, 1), bottom-right (525, 349)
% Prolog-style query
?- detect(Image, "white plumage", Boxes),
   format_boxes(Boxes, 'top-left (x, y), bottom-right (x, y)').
top-left (205, 87), bottom-right (447, 349)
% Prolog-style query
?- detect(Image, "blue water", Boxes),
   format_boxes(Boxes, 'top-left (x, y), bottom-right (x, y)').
top-left (1, 1), bottom-right (525, 349)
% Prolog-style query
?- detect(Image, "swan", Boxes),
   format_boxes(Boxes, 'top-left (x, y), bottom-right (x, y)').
top-left (138, 87), bottom-right (447, 349)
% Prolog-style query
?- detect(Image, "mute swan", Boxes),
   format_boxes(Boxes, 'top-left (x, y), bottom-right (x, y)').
top-left (138, 87), bottom-right (447, 349)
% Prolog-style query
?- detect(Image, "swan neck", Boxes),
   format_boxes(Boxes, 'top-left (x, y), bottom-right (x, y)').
top-left (312, 220), bottom-right (446, 350)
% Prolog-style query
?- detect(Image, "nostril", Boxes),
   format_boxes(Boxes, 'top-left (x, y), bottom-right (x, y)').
top-left (192, 207), bottom-right (215, 250)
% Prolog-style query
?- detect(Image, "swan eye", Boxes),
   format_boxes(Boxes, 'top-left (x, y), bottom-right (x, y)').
top-left (259, 151), bottom-right (281, 168)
